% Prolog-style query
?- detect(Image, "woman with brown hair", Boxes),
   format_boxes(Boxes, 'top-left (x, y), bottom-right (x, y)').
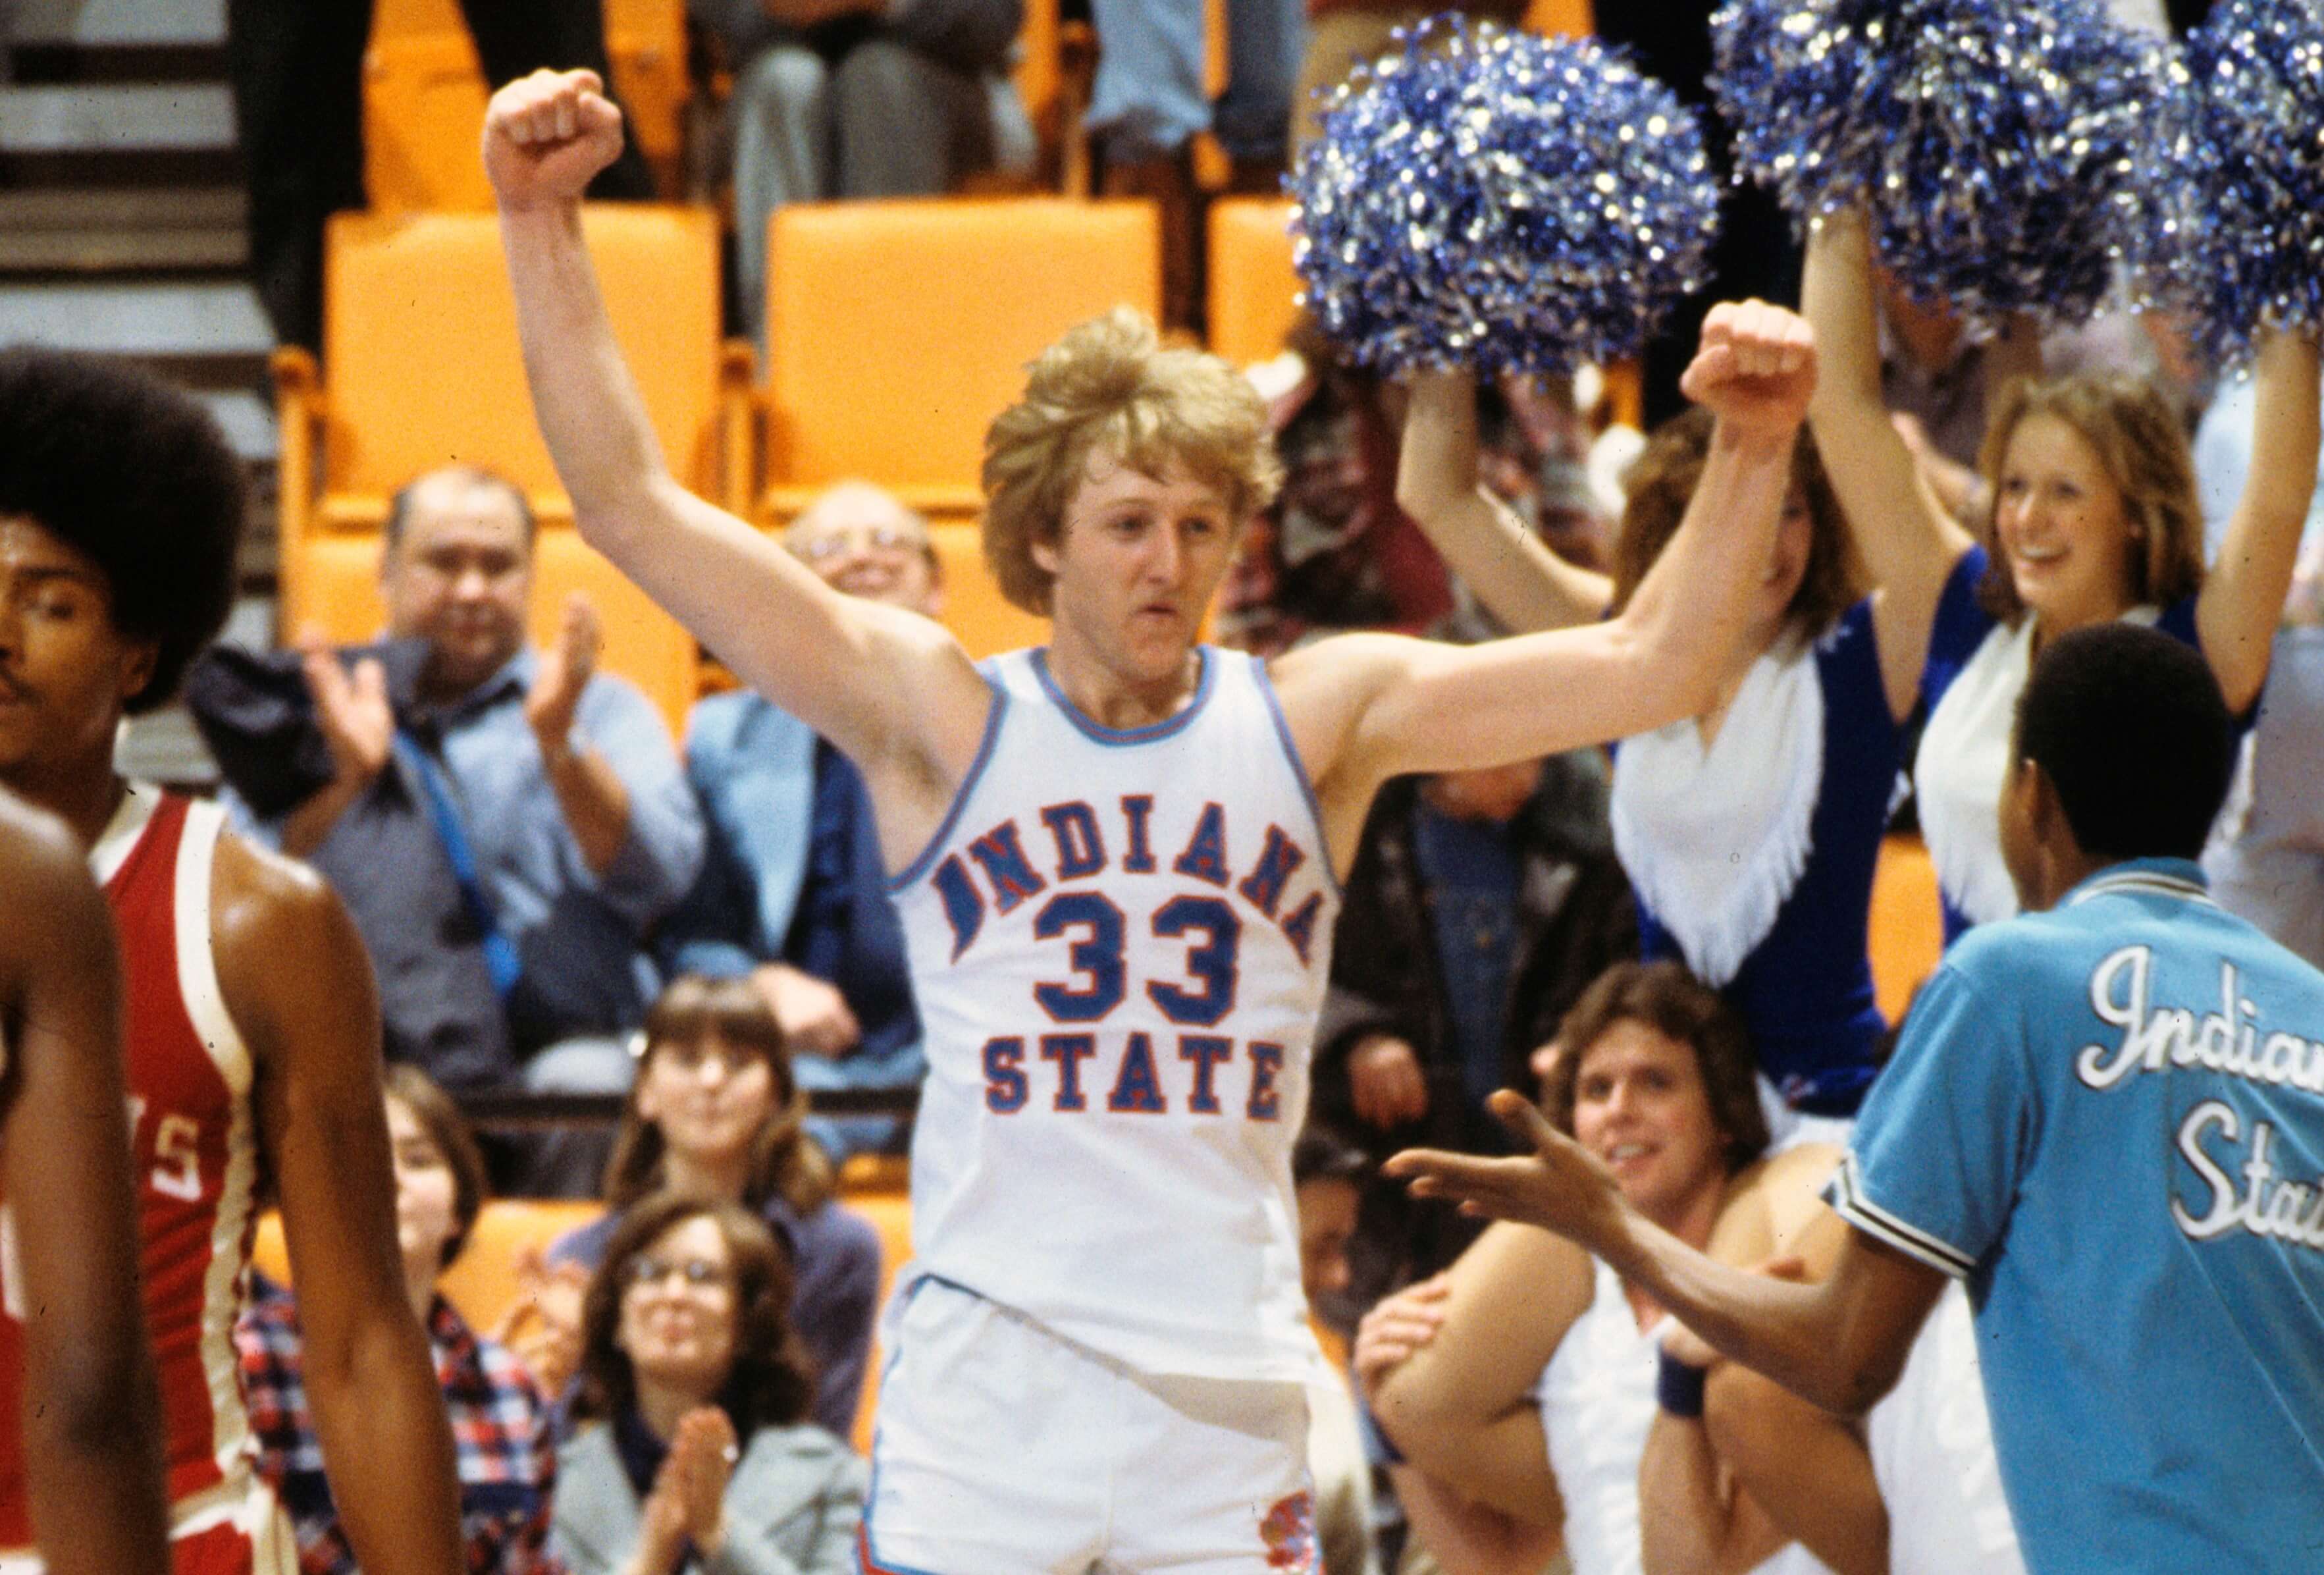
top-left (237, 1064), bottom-right (564, 1574)
top-left (546, 975), bottom-right (881, 1441)
top-left (1801, 208), bottom-right (2321, 940)
top-left (552, 1194), bottom-right (864, 1575)
top-left (1400, 373), bottom-right (1901, 1138)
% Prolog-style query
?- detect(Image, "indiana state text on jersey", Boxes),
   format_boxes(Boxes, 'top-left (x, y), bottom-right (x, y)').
top-left (921, 793), bottom-right (1332, 1121)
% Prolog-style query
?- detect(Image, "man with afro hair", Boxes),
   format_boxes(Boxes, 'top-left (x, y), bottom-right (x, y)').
top-left (0, 347), bottom-right (463, 1575)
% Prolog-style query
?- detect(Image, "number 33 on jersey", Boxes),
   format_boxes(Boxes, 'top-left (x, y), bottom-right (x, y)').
top-left (892, 648), bottom-right (1343, 1381)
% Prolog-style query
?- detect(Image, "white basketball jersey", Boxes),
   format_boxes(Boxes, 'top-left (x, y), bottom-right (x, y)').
top-left (891, 647), bottom-right (1340, 1381)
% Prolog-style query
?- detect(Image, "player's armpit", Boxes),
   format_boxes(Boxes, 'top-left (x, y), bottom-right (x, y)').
top-left (211, 836), bottom-right (465, 1575)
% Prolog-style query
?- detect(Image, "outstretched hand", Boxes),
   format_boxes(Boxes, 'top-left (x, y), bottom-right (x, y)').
top-left (1679, 299), bottom-right (1818, 443)
top-left (483, 68), bottom-right (625, 211)
top-left (1383, 1088), bottom-right (1628, 1248)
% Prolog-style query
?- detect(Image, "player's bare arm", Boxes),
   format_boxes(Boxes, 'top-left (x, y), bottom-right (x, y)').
top-left (2196, 325), bottom-right (2321, 712)
top-left (1388, 1090), bottom-right (1947, 1417)
top-left (481, 68), bottom-right (990, 860)
top-left (1644, 1150), bottom-right (1889, 1575)
top-left (212, 834), bottom-right (463, 1574)
top-left (1275, 302), bottom-right (1817, 872)
top-left (1394, 368), bottom-right (1612, 634)
top-left (0, 799), bottom-right (170, 1575)
top-left (1367, 1222), bottom-right (1586, 1521)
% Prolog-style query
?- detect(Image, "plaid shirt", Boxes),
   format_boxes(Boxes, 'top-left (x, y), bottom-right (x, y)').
top-left (236, 1276), bottom-right (566, 1575)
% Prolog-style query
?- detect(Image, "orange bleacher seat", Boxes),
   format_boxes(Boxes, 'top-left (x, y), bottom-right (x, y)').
top-left (275, 205), bottom-right (747, 732)
top-left (251, 1198), bottom-right (606, 1335)
top-left (760, 198), bottom-right (1162, 523)
top-left (1869, 833), bottom-right (1943, 1023)
top-left (1521, 0), bottom-right (1594, 36)
top-left (1206, 196), bottom-right (1300, 367)
top-left (362, 0), bottom-right (687, 209)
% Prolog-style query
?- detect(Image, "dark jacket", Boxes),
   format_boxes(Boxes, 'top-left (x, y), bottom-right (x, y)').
top-left (186, 639), bottom-right (515, 1092)
top-left (1311, 752), bottom-right (1635, 1313)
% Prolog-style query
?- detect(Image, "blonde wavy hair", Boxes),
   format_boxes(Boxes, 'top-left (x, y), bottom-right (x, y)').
top-left (1974, 373), bottom-right (2205, 626)
top-left (980, 308), bottom-right (1283, 616)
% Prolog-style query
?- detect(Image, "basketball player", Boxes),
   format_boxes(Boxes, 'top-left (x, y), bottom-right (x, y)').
top-left (0, 348), bottom-right (463, 1574)
top-left (482, 67), bottom-right (1816, 1572)
top-left (0, 788), bottom-right (170, 1575)
top-left (1388, 625), bottom-right (2324, 1574)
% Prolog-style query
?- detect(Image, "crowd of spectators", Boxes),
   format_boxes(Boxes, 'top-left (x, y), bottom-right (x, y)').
top-left (193, 5), bottom-right (2324, 1574)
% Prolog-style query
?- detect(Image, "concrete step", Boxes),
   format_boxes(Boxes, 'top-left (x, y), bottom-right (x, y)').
top-left (0, 279), bottom-right (273, 410)
top-left (0, 82), bottom-right (240, 186)
top-left (196, 388), bottom-right (280, 466)
top-left (4, 0), bottom-right (226, 48)
top-left (0, 186), bottom-right (246, 274)
top-left (0, 278), bottom-right (270, 355)
top-left (0, 84), bottom-right (236, 154)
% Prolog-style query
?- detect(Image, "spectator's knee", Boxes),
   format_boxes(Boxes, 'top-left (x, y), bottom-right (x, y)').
top-left (734, 45), bottom-right (830, 118)
top-left (830, 38), bottom-right (948, 117)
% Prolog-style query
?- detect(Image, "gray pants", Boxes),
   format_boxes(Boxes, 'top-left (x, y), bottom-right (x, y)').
top-left (729, 40), bottom-right (1033, 340)
top-left (2207, 628), bottom-right (2324, 971)
top-left (514, 1033), bottom-right (637, 1198)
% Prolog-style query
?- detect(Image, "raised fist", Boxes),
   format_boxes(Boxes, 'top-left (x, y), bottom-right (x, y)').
top-left (482, 68), bottom-right (625, 212)
top-left (1679, 299), bottom-right (1818, 443)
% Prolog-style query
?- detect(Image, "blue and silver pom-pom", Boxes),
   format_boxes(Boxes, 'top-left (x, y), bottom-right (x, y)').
top-left (1288, 16), bottom-right (1721, 376)
top-left (2137, 0), bottom-right (2324, 365)
top-left (1709, 0), bottom-right (2168, 329)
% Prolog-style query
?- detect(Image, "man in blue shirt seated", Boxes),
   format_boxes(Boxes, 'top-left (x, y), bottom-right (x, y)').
top-left (662, 481), bottom-right (932, 1161)
top-left (255, 464), bottom-right (704, 1192)
top-left (1387, 623), bottom-right (2324, 1575)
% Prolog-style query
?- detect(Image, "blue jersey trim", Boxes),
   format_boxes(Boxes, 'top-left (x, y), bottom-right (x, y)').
top-left (1825, 1154), bottom-right (1975, 1281)
top-left (1253, 656), bottom-right (1345, 901)
top-left (2065, 860), bottom-right (2216, 909)
top-left (886, 667), bottom-right (1009, 894)
top-left (1030, 644), bottom-right (1217, 745)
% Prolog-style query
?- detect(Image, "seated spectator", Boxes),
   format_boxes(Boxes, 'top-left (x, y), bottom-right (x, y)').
top-left (662, 481), bottom-right (933, 1161)
top-left (1355, 963), bottom-right (1866, 1575)
top-left (1292, 1125), bottom-right (1384, 1575)
top-left (217, 464), bottom-right (703, 1193)
top-left (553, 1194), bottom-right (866, 1575)
top-left (1311, 680), bottom-right (1635, 1320)
top-left (546, 975), bottom-right (882, 1443)
top-left (237, 1065), bottom-right (564, 1575)
top-left (1361, 962), bottom-right (2020, 1575)
top-left (693, 0), bottom-right (1034, 344)
top-left (1224, 327), bottom-right (1603, 657)
top-left (1087, 0), bottom-right (1303, 324)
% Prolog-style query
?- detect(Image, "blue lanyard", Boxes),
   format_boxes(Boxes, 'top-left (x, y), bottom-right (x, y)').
top-left (392, 732), bottom-right (521, 998)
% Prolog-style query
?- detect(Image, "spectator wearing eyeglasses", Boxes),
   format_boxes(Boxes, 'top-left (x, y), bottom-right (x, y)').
top-left (550, 1193), bottom-right (865, 1575)
top-left (528, 976), bottom-right (883, 1445)
top-left (659, 481), bottom-right (938, 1162)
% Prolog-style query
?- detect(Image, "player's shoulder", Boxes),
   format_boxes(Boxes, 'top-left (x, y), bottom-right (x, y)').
top-left (1938, 905), bottom-right (2103, 998)
top-left (208, 826), bottom-right (367, 1004)
top-left (0, 791), bottom-right (92, 892)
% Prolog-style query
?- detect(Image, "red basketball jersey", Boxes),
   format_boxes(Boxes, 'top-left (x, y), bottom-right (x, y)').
top-left (0, 787), bottom-right (263, 1558)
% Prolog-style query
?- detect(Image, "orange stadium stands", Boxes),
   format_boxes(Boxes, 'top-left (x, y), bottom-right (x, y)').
top-left (760, 197), bottom-right (1162, 514)
top-left (361, 0), bottom-right (689, 209)
top-left (754, 197), bottom-right (1160, 654)
top-left (1205, 196), bottom-right (1301, 368)
top-left (274, 205), bottom-right (746, 733)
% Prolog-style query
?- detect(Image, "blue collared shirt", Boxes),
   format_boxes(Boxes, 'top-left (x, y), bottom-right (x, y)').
top-left (1829, 859), bottom-right (2324, 1574)
top-left (408, 649), bottom-right (702, 1048)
